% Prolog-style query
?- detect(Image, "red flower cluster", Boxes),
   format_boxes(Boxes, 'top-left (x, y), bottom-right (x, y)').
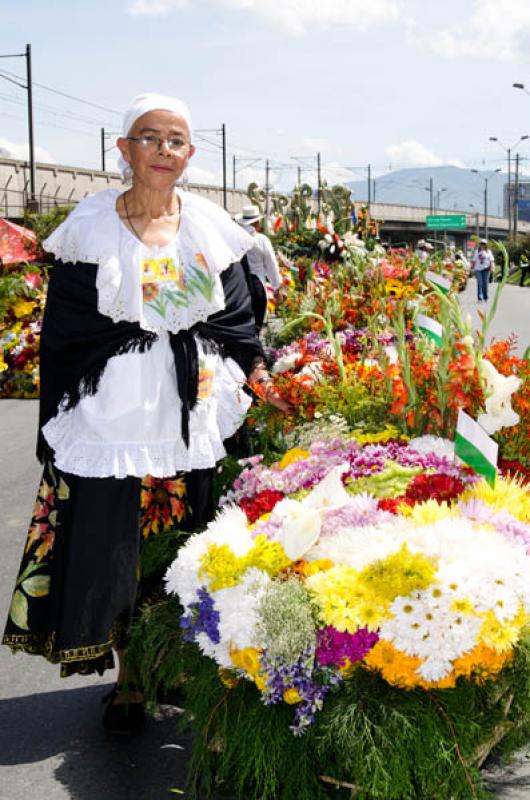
top-left (240, 489), bottom-right (285, 524)
top-left (378, 473), bottom-right (466, 514)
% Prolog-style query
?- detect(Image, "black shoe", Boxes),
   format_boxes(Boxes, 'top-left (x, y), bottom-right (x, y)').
top-left (102, 685), bottom-right (146, 736)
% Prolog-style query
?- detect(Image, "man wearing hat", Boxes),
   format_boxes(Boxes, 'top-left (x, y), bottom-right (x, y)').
top-left (471, 239), bottom-right (495, 302)
top-left (235, 205), bottom-right (281, 332)
top-left (416, 239), bottom-right (433, 263)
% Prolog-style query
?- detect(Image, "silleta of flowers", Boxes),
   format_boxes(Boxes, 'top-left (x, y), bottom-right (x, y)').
top-left (165, 436), bottom-right (530, 735)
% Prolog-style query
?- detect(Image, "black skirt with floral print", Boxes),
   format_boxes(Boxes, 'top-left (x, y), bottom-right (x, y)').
top-left (2, 461), bottom-right (213, 677)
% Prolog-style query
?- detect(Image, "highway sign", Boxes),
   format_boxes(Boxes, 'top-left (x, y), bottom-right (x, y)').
top-left (426, 214), bottom-right (467, 230)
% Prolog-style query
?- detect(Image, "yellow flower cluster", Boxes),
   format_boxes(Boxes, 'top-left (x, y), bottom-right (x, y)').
top-left (357, 545), bottom-right (437, 605)
top-left (199, 535), bottom-right (290, 591)
top-left (230, 645), bottom-right (267, 691)
top-left (351, 426), bottom-right (405, 446)
top-left (12, 299), bottom-right (36, 319)
top-left (399, 499), bottom-right (454, 524)
top-left (464, 477), bottom-right (530, 523)
top-left (479, 606), bottom-right (527, 653)
top-left (278, 447), bottom-right (310, 470)
top-left (308, 546), bottom-right (437, 633)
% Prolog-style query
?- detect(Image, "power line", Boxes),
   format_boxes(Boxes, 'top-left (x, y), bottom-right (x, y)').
top-left (0, 66), bottom-right (122, 115)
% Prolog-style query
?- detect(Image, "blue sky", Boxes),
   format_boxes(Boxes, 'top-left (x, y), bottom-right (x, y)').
top-left (2, 0), bottom-right (530, 190)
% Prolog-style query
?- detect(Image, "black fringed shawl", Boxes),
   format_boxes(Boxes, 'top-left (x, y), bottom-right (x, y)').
top-left (37, 259), bottom-right (264, 462)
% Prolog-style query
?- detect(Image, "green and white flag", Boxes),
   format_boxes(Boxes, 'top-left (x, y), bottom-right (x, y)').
top-left (425, 270), bottom-right (451, 295)
top-left (415, 313), bottom-right (443, 346)
top-left (455, 409), bottom-right (498, 488)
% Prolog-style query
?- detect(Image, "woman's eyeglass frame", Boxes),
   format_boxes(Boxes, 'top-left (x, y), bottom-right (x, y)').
top-left (127, 135), bottom-right (191, 152)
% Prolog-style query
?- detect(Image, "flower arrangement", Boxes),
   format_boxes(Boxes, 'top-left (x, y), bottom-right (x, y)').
top-left (0, 265), bottom-right (46, 398)
top-left (166, 438), bottom-right (530, 740)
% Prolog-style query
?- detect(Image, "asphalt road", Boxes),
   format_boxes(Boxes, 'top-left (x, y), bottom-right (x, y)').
top-left (0, 281), bottom-right (529, 799)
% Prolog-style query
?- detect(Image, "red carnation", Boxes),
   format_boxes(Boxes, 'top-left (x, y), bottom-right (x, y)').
top-left (404, 473), bottom-right (465, 504)
top-left (240, 489), bottom-right (285, 524)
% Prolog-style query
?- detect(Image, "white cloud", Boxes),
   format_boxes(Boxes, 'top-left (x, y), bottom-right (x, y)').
top-left (185, 164), bottom-right (219, 184)
top-left (384, 140), bottom-right (464, 169)
top-left (127, 0), bottom-right (399, 35)
top-left (0, 138), bottom-right (55, 163)
top-left (321, 161), bottom-right (356, 185)
top-left (300, 137), bottom-right (331, 154)
top-left (419, 0), bottom-right (530, 62)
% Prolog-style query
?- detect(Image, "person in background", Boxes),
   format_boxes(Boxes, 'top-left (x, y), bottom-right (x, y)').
top-left (235, 205), bottom-right (281, 332)
top-left (415, 239), bottom-right (433, 263)
top-left (471, 238), bottom-right (495, 302)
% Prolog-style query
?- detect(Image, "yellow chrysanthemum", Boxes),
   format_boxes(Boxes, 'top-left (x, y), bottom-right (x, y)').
top-left (300, 559), bottom-right (334, 577)
top-left (452, 643), bottom-right (513, 683)
top-left (357, 544), bottom-right (437, 605)
top-left (479, 607), bottom-right (527, 653)
top-left (351, 426), bottom-right (405, 445)
top-left (364, 640), bottom-right (424, 689)
top-left (464, 477), bottom-right (530, 523)
top-left (283, 688), bottom-right (303, 705)
top-left (401, 499), bottom-right (454, 524)
top-left (199, 544), bottom-right (244, 591)
top-left (245, 534), bottom-right (290, 576)
top-left (278, 448), bottom-right (310, 470)
top-left (230, 645), bottom-right (261, 678)
top-left (0, 358), bottom-right (8, 373)
top-left (308, 566), bottom-right (387, 632)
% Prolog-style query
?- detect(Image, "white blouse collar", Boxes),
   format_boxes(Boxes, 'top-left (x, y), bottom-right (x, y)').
top-left (43, 188), bottom-right (254, 334)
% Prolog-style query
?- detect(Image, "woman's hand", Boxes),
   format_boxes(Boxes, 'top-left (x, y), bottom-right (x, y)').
top-left (248, 367), bottom-right (292, 414)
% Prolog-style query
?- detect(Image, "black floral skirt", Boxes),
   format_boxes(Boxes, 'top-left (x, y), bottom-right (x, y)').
top-left (2, 460), bottom-right (213, 677)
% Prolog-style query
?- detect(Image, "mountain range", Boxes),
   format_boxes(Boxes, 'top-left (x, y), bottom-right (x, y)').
top-left (345, 166), bottom-right (515, 217)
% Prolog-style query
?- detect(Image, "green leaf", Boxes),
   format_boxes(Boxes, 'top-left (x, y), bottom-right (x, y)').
top-left (22, 574), bottom-right (50, 598)
top-left (15, 560), bottom-right (41, 586)
top-left (9, 590), bottom-right (29, 630)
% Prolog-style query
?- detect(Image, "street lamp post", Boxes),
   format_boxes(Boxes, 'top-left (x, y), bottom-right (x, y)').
top-left (489, 134), bottom-right (529, 236)
top-left (471, 168), bottom-right (501, 239)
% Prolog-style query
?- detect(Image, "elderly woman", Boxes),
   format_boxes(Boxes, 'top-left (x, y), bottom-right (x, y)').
top-left (3, 93), bottom-right (286, 734)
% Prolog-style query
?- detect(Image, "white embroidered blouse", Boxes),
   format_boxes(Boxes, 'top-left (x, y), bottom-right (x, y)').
top-left (41, 189), bottom-right (255, 480)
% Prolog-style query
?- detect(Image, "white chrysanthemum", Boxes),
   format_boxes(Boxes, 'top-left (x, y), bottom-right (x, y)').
top-left (307, 518), bottom-right (411, 569)
top-left (164, 505), bottom-right (253, 606)
top-left (418, 656), bottom-right (454, 682)
top-left (408, 435), bottom-right (455, 460)
top-left (215, 568), bottom-right (270, 652)
top-left (195, 632), bottom-right (231, 668)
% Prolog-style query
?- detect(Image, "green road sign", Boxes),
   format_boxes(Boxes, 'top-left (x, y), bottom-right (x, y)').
top-left (426, 214), bottom-right (467, 230)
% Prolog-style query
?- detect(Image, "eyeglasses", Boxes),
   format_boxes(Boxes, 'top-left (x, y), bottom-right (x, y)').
top-left (127, 134), bottom-right (190, 152)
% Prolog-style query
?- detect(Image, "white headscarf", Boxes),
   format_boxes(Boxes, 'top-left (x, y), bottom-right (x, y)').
top-left (118, 92), bottom-right (193, 178)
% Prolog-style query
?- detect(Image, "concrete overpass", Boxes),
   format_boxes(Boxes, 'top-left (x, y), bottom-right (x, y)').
top-left (1, 157), bottom-right (525, 247)
top-left (370, 201), bottom-right (529, 246)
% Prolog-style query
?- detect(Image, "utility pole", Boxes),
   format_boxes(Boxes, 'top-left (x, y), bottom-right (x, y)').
top-left (0, 44), bottom-right (37, 209)
top-left (367, 163), bottom-right (371, 207)
top-left (514, 152), bottom-right (520, 239)
top-left (25, 44), bottom-right (37, 209)
top-left (265, 159), bottom-right (270, 222)
top-left (101, 128), bottom-right (106, 172)
top-left (507, 148), bottom-right (512, 236)
top-left (297, 166), bottom-right (302, 185)
top-left (221, 123), bottom-right (227, 209)
top-left (317, 152), bottom-right (322, 214)
top-left (429, 178), bottom-right (434, 214)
